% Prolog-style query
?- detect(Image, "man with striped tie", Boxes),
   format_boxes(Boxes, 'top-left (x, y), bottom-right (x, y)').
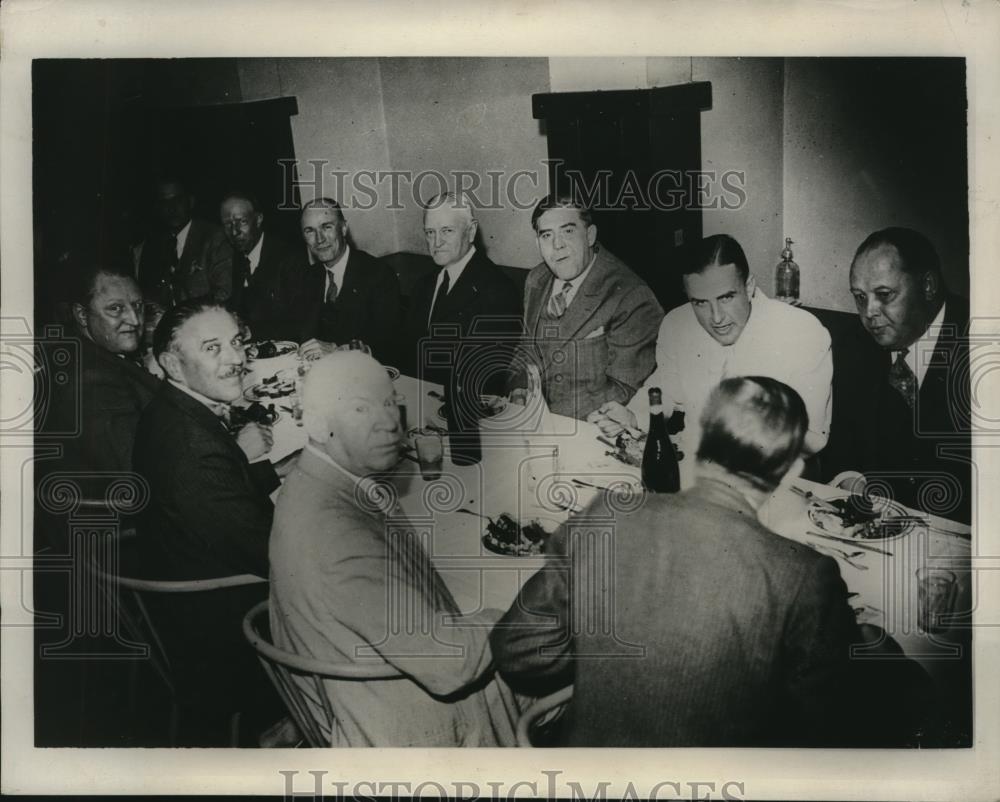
top-left (511, 193), bottom-right (663, 420)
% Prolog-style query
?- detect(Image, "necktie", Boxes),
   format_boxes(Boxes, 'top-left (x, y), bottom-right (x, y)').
top-left (888, 348), bottom-right (917, 409)
top-left (234, 253), bottom-right (251, 289)
top-left (547, 280), bottom-right (573, 318)
top-left (166, 233), bottom-right (179, 269)
top-left (325, 269), bottom-right (338, 304)
top-left (429, 269), bottom-right (451, 326)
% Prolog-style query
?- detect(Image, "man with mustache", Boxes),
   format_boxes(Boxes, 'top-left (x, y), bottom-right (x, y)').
top-left (47, 265), bottom-right (161, 474)
top-left (219, 190), bottom-right (306, 342)
top-left (269, 352), bottom-right (519, 746)
top-left (132, 299), bottom-right (285, 744)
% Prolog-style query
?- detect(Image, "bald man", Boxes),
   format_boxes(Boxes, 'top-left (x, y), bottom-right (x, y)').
top-left (268, 352), bottom-right (519, 746)
top-left (400, 193), bottom-right (522, 388)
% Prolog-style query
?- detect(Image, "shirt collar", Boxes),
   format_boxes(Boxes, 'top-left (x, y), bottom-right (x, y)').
top-left (247, 232), bottom-right (265, 272)
top-left (550, 251), bottom-right (597, 301)
top-left (438, 245), bottom-right (477, 289)
top-left (174, 219), bottom-right (193, 255)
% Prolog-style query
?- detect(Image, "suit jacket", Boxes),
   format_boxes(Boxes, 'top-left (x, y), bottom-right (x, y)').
top-left (826, 295), bottom-right (971, 523)
top-left (298, 247), bottom-right (402, 364)
top-left (491, 478), bottom-right (932, 747)
top-left (400, 249), bottom-right (523, 388)
top-left (133, 380), bottom-right (279, 580)
top-left (47, 333), bottom-right (162, 474)
top-left (137, 218), bottom-right (234, 307)
top-left (269, 447), bottom-right (519, 746)
top-left (229, 232), bottom-right (308, 342)
top-left (514, 246), bottom-right (663, 420)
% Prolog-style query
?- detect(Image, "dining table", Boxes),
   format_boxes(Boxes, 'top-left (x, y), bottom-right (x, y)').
top-left (242, 353), bottom-right (973, 723)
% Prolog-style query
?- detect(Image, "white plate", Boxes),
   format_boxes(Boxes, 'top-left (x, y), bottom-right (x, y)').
top-left (246, 340), bottom-right (298, 360)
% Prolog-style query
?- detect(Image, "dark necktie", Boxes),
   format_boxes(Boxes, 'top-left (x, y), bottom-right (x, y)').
top-left (888, 348), bottom-right (917, 410)
top-left (547, 280), bottom-right (573, 318)
top-left (325, 269), bottom-right (338, 304)
top-left (429, 269), bottom-right (451, 326)
top-left (234, 253), bottom-right (251, 290)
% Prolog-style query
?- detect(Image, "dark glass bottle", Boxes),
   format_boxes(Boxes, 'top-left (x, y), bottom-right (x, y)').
top-left (642, 388), bottom-right (680, 493)
top-left (446, 369), bottom-right (482, 466)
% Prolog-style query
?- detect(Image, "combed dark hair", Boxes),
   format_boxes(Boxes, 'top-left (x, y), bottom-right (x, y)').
top-left (684, 234), bottom-right (750, 281)
top-left (696, 376), bottom-right (808, 491)
top-left (530, 193), bottom-right (593, 232)
top-left (851, 227), bottom-right (942, 280)
top-left (71, 263), bottom-right (138, 308)
top-left (301, 196), bottom-right (345, 224)
top-left (152, 296), bottom-right (232, 359)
top-left (220, 189), bottom-right (262, 214)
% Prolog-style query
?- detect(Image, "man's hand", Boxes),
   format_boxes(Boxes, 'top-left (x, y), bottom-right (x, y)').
top-left (236, 422), bottom-right (274, 461)
top-left (586, 401), bottom-right (638, 437)
top-left (298, 338), bottom-right (336, 362)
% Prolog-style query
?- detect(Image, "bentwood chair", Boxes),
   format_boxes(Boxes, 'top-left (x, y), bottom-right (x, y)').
top-left (515, 685), bottom-right (574, 747)
top-left (242, 600), bottom-right (405, 747)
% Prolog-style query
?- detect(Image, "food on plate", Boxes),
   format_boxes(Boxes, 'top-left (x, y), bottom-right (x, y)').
top-left (437, 395), bottom-right (508, 422)
top-left (247, 340), bottom-right (297, 359)
top-left (482, 513), bottom-right (552, 556)
top-left (244, 375), bottom-right (296, 401)
top-left (808, 495), bottom-right (916, 540)
top-left (608, 432), bottom-right (645, 468)
top-left (228, 401), bottom-right (279, 432)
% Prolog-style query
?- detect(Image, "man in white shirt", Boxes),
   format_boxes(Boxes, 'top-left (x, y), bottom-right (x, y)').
top-left (589, 234), bottom-right (832, 488)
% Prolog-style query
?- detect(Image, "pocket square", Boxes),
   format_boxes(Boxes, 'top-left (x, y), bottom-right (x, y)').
top-left (584, 326), bottom-right (606, 339)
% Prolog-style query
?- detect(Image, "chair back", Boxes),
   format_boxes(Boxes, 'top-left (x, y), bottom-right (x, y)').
top-left (516, 685), bottom-right (574, 747)
top-left (242, 599), bottom-right (404, 747)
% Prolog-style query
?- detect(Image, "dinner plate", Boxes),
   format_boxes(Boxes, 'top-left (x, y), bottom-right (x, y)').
top-left (246, 340), bottom-right (298, 360)
top-left (436, 395), bottom-right (508, 423)
top-left (808, 497), bottom-right (917, 541)
top-left (480, 514), bottom-right (558, 557)
top-left (243, 371), bottom-right (297, 402)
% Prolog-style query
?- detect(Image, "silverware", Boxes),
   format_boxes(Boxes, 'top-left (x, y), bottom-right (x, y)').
top-left (789, 485), bottom-right (841, 512)
top-left (807, 541), bottom-right (869, 571)
top-left (456, 507), bottom-right (495, 525)
top-left (572, 478), bottom-right (607, 491)
top-left (807, 529), bottom-right (893, 556)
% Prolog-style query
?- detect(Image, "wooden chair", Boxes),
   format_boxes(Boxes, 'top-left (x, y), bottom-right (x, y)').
top-left (242, 599), bottom-right (404, 747)
top-left (516, 685), bottom-right (574, 747)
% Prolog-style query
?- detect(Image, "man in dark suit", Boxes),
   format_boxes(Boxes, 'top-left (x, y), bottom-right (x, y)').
top-left (511, 194), bottom-right (663, 420)
top-left (132, 299), bottom-right (285, 744)
top-left (47, 265), bottom-right (161, 474)
top-left (838, 227), bottom-right (971, 524)
top-left (401, 192), bottom-right (522, 388)
top-left (220, 190), bottom-right (305, 342)
top-left (296, 198), bottom-right (402, 364)
top-left (136, 178), bottom-right (234, 308)
top-left (491, 376), bottom-right (931, 747)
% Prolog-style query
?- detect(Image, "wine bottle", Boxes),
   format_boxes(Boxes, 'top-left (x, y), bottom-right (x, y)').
top-left (446, 368), bottom-right (482, 466)
top-left (642, 388), bottom-right (680, 493)
top-left (774, 236), bottom-right (800, 304)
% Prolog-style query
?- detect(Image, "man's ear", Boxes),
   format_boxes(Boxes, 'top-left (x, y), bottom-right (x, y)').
top-left (922, 271), bottom-right (939, 302)
top-left (586, 224), bottom-right (597, 248)
top-left (158, 350), bottom-right (184, 383)
top-left (467, 219), bottom-right (479, 244)
top-left (255, 212), bottom-right (264, 229)
top-left (71, 302), bottom-right (88, 330)
top-left (745, 273), bottom-right (757, 296)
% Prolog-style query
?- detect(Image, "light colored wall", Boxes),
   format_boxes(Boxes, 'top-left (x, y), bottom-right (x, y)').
top-left (782, 59), bottom-right (969, 312)
top-left (378, 57), bottom-right (550, 267)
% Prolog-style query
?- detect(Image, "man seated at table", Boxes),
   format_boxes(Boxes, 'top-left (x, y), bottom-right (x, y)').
top-left (220, 189), bottom-right (306, 342)
top-left (589, 233), bottom-right (832, 488)
top-left (133, 299), bottom-right (284, 744)
top-left (400, 192), bottom-right (522, 389)
top-left (510, 193), bottom-right (663, 420)
top-left (833, 227), bottom-right (971, 524)
top-left (492, 376), bottom-right (931, 747)
top-left (46, 264), bottom-right (161, 475)
top-left (269, 351), bottom-right (519, 746)
top-left (296, 198), bottom-right (402, 364)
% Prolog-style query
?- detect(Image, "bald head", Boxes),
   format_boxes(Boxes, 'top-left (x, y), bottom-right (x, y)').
top-left (303, 352), bottom-right (402, 476)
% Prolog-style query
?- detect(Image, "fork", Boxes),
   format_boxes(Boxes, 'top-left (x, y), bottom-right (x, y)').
top-left (808, 542), bottom-right (869, 571)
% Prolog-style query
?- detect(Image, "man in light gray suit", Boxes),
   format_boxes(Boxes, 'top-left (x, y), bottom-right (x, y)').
top-left (511, 194), bottom-right (663, 420)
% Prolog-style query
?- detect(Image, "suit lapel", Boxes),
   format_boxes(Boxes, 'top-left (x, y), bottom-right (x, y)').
top-left (555, 251), bottom-right (608, 340)
top-left (526, 270), bottom-right (553, 338)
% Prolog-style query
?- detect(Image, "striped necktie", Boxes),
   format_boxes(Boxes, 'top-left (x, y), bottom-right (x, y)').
top-left (888, 348), bottom-right (917, 409)
top-left (547, 280), bottom-right (573, 318)
top-left (325, 269), bottom-right (338, 304)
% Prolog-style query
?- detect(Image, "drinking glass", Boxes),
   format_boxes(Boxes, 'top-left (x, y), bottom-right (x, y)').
top-left (413, 430), bottom-right (444, 481)
top-left (916, 567), bottom-right (958, 634)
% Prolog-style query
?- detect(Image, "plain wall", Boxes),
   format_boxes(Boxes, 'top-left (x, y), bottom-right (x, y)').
top-left (782, 58), bottom-right (969, 312)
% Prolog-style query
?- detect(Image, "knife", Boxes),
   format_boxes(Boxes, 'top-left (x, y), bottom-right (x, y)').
top-left (806, 529), bottom-right (892, 556)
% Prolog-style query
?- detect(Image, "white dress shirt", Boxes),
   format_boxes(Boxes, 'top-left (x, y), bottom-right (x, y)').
top-left (900, 300), bottom-right (946, 388)
top-left (546, 252), bottom-right (597, 310)
top-left (246, 232), bottom-right (265, 277)
top-left (627, 288), bottom-right (833, 489)
top-left (323, 244), bottom-right (351, 299)
top-left (427, 246), bottom-right (478, 324)
top-left (174, 219), bottom-right (192, 259)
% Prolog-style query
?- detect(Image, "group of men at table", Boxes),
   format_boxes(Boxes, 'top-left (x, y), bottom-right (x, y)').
top-left (41, 178), bottom-right (968, 746)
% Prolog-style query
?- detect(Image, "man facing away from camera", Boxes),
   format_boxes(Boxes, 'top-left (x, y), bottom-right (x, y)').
top-left (492, 376), bottom-right (932, 747)
top-left (268, 351), bottom-right (519, 746)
